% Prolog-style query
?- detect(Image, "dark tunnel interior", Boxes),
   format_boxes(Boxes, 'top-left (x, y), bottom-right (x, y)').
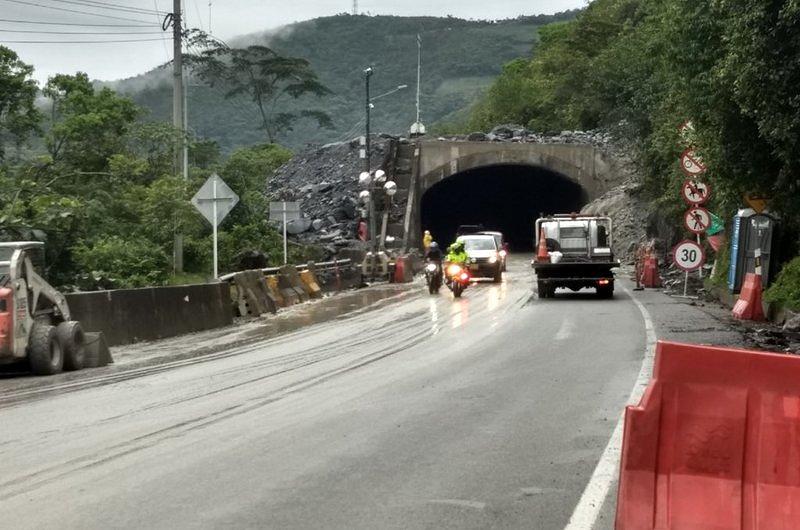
top-left (420, 164), bottom-right (588, 251)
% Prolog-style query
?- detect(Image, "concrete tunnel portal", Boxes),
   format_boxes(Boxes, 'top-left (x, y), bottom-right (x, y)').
top-left (420, 164), bottom-right (588, 251)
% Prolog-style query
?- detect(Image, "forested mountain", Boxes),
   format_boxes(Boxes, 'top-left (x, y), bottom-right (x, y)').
top-left (107, 12), bottom-right (578, 151)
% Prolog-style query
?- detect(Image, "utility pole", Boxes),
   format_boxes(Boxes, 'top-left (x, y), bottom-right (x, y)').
top-left (172, 0), bottom-right (185, 273)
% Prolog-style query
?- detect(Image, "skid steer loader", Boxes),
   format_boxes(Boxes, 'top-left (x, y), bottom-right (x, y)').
top-left (0, 242), bottom-right (109, 375)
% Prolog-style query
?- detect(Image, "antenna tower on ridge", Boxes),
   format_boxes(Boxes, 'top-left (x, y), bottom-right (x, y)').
top-left (352, 1), bottom-right (358, 15)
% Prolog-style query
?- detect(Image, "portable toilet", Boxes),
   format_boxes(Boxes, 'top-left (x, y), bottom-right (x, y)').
top-left (728, 209), bottom-right (778, 293)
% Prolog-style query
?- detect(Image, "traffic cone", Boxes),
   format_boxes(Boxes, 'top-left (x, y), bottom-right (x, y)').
top-left (536, 227), bottom-right (550, 263)
top-left (732, 273), bottom-right (765, 321)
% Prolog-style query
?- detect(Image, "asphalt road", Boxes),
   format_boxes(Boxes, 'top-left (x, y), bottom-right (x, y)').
top-left (0, 256), bottom-right (647, 529)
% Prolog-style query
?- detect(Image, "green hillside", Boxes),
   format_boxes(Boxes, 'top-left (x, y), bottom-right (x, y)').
top-left (109, 12), bottom-right (577, 151)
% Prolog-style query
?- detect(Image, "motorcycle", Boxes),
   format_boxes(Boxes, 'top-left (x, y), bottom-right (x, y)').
top-left (425, 261), bottom-right (443, 294)
top-left (444, 262), bottom-right (471, 298)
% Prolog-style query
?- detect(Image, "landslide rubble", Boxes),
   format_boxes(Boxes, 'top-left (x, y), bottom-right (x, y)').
top-left (267, 137), bottom-right (393, 258)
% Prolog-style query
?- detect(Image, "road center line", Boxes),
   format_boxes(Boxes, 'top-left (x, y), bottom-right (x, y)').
top-left (564, 285), bottom-right (657, 530)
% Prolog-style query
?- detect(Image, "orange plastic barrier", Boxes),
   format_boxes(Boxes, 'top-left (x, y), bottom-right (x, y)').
top-left (732, 273), bottom-right (765, 321)
top-left (393, 256), bottom-right (413, 283)
top-left (641, 255), bottom-right (662, 288)
top-left (616, 340), bottom-right (800, 529)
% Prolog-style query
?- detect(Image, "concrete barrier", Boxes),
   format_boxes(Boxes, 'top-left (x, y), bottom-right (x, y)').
top-left (299, 269), bottom-right (323, 299)
top-left (231, 270), bottom-right (277, 316)
top-left (278, 265), bottom-right (309, 306)
top-left (66, 283), bottom-right (233, 347)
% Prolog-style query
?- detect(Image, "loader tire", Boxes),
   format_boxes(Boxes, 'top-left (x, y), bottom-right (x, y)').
top-left (28, 323), bottom-right (63, 376)
top-left (58, 321), bottom-right (86, 371)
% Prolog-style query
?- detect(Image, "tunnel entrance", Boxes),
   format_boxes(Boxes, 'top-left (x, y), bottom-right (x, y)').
top-left (420, 164), bottom-right (588, 251)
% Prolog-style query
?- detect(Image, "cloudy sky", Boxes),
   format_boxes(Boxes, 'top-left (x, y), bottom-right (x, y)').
top-left (2, 0), bottom-right (585, 84)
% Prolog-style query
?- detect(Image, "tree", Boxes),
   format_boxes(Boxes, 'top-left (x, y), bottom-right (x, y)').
top-left (44, 72), bottom-right (139, 171)
top-left (0, 46), bottom-right (41, 161)
top-left (186, 32), bottom-right (333, 142)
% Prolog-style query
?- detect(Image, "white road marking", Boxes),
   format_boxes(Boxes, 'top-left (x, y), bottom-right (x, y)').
top-left (428, 499), bottom-right (487, 510)
top-left (555, 317), bottom-right (577, 341)
top-left (564, 285), bottom-right (657, 530)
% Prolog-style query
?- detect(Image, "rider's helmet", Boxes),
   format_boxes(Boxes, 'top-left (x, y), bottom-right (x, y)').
top-left (449, 241), bottom-right (465, 254)
top-left (429, 241), bottom-right (439, 251)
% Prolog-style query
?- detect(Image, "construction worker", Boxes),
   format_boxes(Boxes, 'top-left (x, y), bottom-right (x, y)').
top-left (423, 230), bottom-right (433, 252)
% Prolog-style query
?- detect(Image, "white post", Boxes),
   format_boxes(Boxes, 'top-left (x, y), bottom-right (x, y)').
top-left (283, 202), bottom-right (288, 265)
top-left (697, 234), bottom-right (703, 279)
top-left (212, 176), bottom-right (218, 279)
top-left (755, 248), bottom-right (762, 276)
top-left (683, 271), bottom-right (689, 297)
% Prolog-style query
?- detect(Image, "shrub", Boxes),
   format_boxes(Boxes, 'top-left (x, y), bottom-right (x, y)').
top-left (764, 257), bottom-right (800, 311)
top-left (72, 235), bottom-right (170, 290)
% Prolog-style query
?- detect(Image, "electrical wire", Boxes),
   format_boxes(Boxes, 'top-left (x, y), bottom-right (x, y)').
top-left (0, 29), bottom-right (164, 34)
top-left (1, 37), bottom-right (170, 43)
top-left (46, 0), bottom-right (161, 16)
top-left (0, 18), bottom-right (155, 27)
top-left (0, 0), bottom-right (154, 24)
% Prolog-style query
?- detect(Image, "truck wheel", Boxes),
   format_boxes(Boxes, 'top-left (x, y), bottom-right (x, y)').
top-left (537, 281), bottom-right (548, 299)
top-left (597, 285), bottom-right (614, 299)
top-left (493, 267), bottom-right (502, 283)
top-left (58, 321), bottom-right (86, 371)
top-left (28, 323), bottom-right (63, 376)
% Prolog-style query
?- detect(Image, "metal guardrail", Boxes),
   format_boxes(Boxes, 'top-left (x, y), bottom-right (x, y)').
top-left (218, 259), bottom-right (352, 282)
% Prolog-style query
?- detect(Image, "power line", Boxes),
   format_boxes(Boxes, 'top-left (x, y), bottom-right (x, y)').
top-left (0, 29), bottom-right (164, 34)
top-left (0, 18), bottom-right (154, 27)
top-left (0, 0), bottom-right (153, 24)
top-left (47, 0), bottom-right (161, 16)
top-left (1, 37), bottom-right (170, 43)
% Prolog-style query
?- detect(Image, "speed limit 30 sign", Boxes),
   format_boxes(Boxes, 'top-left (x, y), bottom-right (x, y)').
top-left (672, 240), bottom-right (705, 272)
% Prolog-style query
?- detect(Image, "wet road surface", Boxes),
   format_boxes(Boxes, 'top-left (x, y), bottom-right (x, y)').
top-left (0, 256), bottom-right (646, 529)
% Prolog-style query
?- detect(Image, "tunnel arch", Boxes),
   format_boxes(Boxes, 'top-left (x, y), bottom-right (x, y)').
top-left (419, 164), bottom-right (589, 251)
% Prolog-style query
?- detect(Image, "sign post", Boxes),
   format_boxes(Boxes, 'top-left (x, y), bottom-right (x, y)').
top-left (191, 173), bottom-right (239, 278)
top-left (269, 201), bottom-right (301, 264)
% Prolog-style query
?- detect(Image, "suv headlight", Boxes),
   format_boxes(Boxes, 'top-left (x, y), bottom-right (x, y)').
top-left (488, 255), bottom-right (498, 264)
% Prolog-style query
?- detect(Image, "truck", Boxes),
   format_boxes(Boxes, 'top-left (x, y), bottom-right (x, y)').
top-left (531, 214), bottom-right (620, 299)
top-left (0, 242), bottom-right (108, 375)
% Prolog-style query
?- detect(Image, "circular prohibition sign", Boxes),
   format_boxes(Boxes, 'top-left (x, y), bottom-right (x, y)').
top-left (672, 239), bottom-right (706, 272)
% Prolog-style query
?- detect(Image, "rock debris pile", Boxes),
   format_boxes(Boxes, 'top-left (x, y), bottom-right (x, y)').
top-left (268, 137), bottom-right (392, 258)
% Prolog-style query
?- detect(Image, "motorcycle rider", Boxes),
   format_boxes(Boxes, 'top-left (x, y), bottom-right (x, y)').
top-left (446, 240), bottom-right (468, 266)
top-left (426, 241), bottom-right (443, 263)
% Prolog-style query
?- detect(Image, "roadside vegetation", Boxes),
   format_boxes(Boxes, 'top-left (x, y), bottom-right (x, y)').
top-left (451, 0), bottom-right (799, 308)
top-left (0, 46), bottom-right (320, 290)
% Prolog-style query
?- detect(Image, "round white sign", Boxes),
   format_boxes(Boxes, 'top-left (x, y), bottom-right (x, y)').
top-left (680, 149), bottom-right (707, 176)
top-left (684, 207), bottom-right (711, 235)
top-left (681, 179), bottom-right (711, 205)
top-left (672, 240), bottom-right (705, 272)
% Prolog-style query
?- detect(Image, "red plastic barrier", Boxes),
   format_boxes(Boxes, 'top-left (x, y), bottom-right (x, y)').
top-left (642, 256), bottom-right (662, 288)
top-left (393, 256), bottom-right (413, 283)
top-left (616, 341), bottom-right (800, 529)
top-left (732, 273), bottom-right (765, 321)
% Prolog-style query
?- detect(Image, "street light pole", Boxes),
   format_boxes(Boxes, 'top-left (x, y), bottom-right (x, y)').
top-left (364, 67), bottom-right (378, 280)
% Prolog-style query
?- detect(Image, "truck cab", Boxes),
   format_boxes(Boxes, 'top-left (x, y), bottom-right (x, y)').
top-left (532, 215), bottom-right (619, 298)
